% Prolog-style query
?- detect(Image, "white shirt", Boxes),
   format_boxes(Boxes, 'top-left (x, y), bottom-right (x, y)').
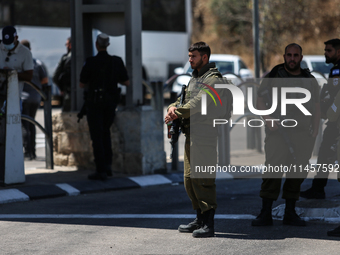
top-left (0, 42), bottom-right (34, 93)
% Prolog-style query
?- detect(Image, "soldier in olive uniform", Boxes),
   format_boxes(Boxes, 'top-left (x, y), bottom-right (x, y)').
top-left (301, 38), bottom-right (340, 199)
top-left (165, 42), bottom-right (223, 238)
top-left (252, 43), bottom-right (321, 227)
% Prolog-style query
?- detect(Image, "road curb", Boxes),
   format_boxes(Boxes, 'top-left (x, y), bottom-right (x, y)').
top-left (0, 173), bottom-right (184, 205)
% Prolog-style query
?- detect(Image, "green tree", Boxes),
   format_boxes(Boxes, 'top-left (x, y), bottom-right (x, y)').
top-left (210, 0), bottom-right (253, 48)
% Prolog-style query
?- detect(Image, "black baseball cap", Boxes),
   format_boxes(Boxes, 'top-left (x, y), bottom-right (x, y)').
top-left (2, 26), bottom-right (17, 45)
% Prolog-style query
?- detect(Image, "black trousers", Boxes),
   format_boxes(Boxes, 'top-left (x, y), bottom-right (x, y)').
top-left (22, 101), bottom-right (40, 156)
top-left (61, 91), bottom-right (71, 112)
top-left (86, 101), bottom-right (116, 172)
top-left (312, 122), bottom-right (338, 191)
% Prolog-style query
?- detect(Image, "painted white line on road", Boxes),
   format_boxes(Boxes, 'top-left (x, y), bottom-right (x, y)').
top-left (0, 214), bottom-right (256, 219)
top-left (216, 171), bottom-right (234, 179)
top-left (1, 214), bottom-right (339, 222)
top-left (55, 183), bottom-right (80, 196)
top-left (129, 174), bottom-right (172, 187)
top-left (0, 189), bottom-right (30, 204)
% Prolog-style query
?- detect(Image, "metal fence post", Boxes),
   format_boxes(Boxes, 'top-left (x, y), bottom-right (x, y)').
top-left (218, 121), bottom-right (230, 166)
top-left (43, 84), bottom-right (54, 169)
top-left (246, 84), bottom-right (255, 149)
top-left (253, 84), bottom-right (262, 152)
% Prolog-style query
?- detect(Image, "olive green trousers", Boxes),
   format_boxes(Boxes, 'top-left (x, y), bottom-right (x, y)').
top-left (260, 129), bottom-right (316, 200)
top-left (184, 135), bottom-right (217, 212)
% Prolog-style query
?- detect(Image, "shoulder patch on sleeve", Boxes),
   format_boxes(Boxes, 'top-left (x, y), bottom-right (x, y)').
top-left (332, 69), bottom-right (340, 75)
top-left (332, 103), bottom-right (337, 113)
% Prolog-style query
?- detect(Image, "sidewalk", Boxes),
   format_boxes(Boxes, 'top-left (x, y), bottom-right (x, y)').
top-left (0, 160), bottom-right (184, 204)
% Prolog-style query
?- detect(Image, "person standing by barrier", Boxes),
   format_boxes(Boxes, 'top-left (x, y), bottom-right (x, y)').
top-left (0, 26), bottom-right (33, 112)
top-left (20, 40), bottom-right (48, 160)
top-left (326, 83), bottom-right (340, 237)
top-left (53, 37), bottom-right (71, 112)
top-left (251, 43), bottom-right (320, 227)
top-left (79, 33), bottom-right (129, 180)
top-left (165, 42), bottom-right (224, 238)
top-left (300, 38), bottom-right (340, 199)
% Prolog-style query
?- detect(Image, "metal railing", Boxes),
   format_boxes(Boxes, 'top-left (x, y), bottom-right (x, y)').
top-left (22, 82), bottom-right (53, 169)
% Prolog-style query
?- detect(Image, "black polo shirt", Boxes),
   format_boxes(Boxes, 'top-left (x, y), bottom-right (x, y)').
top-left (79, 51), bottom-right (129, 94)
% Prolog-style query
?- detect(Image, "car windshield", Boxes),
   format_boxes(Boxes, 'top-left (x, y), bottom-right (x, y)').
top-left (186, 61), bottom-right (235, 74)
top-left (311, 61), bottom-right (333, 74)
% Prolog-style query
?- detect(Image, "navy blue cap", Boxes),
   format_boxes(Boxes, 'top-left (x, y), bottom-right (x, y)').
top-left (2, 26), bottom-right (17, 45)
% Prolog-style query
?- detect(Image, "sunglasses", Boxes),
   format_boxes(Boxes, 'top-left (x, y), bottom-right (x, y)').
top-left (5, 51), bottom-right (12, 62)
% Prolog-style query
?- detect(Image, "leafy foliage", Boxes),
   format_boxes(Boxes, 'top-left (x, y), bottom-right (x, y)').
top-left (193, 0), bottom-right (340, 72)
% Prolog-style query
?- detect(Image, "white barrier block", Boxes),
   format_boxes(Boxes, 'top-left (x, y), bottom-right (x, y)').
top-left (0, 189), bottom-right (29, 204)
top-left (128, 174), bottom-right (172, 187)
top-left (55, 183), bottom-right (80, 196)
top-left (4, 71), bottom-right (25, 184)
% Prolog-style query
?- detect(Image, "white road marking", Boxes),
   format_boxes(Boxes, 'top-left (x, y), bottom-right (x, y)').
top-left (0, 214), bottom-right (256, 219)
top-left (0, 214), bottom-right (338, 222)
top-left (129, 175), bottom-right (172, 187)
top-left (55, 183), bottom-right (80, 196)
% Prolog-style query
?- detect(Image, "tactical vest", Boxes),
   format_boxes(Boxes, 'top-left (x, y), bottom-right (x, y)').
top-left (265, 64), bottom-right (317, 130)
top-left (180, 68), bottom-right (233, 135)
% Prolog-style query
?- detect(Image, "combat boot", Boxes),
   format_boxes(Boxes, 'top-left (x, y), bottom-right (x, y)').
top-left (192, 209), bottom-right (215, 238)
top-left (251, 198), bottom-right (273, 226)
top-left (105, 164), bottom-right (113, 177)
top-left (327, 225), bottom-right (340, 237)
top-left (300, 187), bottom-right (325, 199)
top-left (283, 199), bottom-right (306, 226)
top-left (178, 209), bottom-right (203, 233)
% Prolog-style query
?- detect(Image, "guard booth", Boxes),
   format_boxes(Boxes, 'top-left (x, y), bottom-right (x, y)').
top-left (0, 69), bottom-right (25, 185)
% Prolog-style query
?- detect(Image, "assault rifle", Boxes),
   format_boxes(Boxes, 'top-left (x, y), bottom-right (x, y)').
top-left (167, 85), bottom-right (186, 159)
top-left (260, 89), bottom-right (297, 162)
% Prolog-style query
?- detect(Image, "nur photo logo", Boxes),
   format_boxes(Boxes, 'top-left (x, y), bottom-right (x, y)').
top-left (199, 82), bottom-right (223, 115)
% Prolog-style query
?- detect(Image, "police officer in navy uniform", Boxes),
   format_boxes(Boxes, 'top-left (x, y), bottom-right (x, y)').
top-left (79, 33), bottom-right (129, 180)
top-left (326, 69), bottom-right (340, 237)
top-left (53, 37), bottom-right (72, 112)
top-left (300, 38), bottom-right (340, 199)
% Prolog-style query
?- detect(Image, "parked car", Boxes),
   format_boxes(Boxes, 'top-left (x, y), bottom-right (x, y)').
top-left (165, 54), bottom-right (253, 95)
top-left (301, 55), bottom-right (333, 78)
top-left (300, 55), bottom-right (332, 87)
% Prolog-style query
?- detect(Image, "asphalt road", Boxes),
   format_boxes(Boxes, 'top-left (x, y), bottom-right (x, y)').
top-left (0, 178), bottom-right (339, 255)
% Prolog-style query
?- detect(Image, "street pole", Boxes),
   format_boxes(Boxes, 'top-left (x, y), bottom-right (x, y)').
top-left (253, 0), bottom-right (262, 152)
top-left (253, 0), bottom-right (260, 79)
